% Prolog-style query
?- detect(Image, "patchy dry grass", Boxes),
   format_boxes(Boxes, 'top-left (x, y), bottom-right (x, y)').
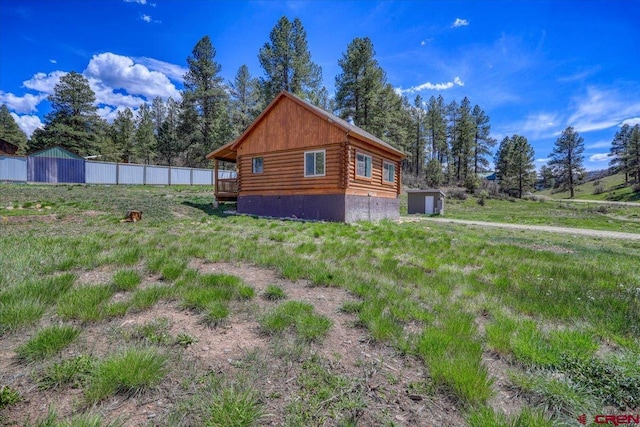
top-left (1, 183), bottom-right (639, 426)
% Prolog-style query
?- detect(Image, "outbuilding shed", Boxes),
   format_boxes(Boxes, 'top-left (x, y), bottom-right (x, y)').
top-left (407, 189), bottom-right (446, 215)
top-left (27, 146), bottom-right (86, 183)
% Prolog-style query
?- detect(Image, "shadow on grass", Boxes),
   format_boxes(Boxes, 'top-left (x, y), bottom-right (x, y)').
top-left (182, 201), bottom-right (236, 217)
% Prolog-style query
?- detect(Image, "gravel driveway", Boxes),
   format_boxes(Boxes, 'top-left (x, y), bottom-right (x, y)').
top-left (405, 217), bottom-right (640, 241)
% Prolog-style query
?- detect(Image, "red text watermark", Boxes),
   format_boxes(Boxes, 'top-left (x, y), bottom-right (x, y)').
top-left (578, 414), bottom-right (640, 425)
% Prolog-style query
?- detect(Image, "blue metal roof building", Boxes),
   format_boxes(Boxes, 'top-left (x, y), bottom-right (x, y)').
top-left (27, 146), bottom-right (86, 183)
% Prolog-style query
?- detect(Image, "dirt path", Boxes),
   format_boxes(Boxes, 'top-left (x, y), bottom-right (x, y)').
top-left (405, 217), bottom-right (640, 241)
top-left (557, 198), bottom-right (640, 207)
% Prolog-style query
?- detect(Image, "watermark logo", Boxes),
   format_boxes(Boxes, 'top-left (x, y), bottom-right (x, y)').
top-left (578, 414), bottom-right (640, 425)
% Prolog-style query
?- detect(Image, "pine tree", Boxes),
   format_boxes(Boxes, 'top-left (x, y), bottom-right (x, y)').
top-left (627, 125), bottom-right (640, 184)
top-left (495, 135), bottom-right (536, 198)
top-left (409, 95), bottom-right (426, 176)
top-left (454, 97), bottom-right (475, 182)
top-left (150, 97), bottom-right (167, 137)
top-left (29, 71), bottom-right (103, 156)
top-left (548, 126), bottom-right (585, 198)
top-left (229, 65), bottom-right (261, 137)
top-left (110, 108), bottom-right (136, 163)
top-left (425, 95), bottom-right (447, 165)
top-left (445, 100), bottom-right (459, 183)
top-left (183, 35), bottom-right (231, 166)
top-left (134, 104), bottom-right (156, 164)
top-left (0, 104), bottom-right (28, 154)
top-left (157, 98), bottom-right (181, 166)
top-left (609, 124), bottom-right (632, 185)
top-left (334, 37), bottom-right (385, 133)
top-left (471, 104), bottom-right (496, 175)
top-left (424, 158), bottom-right (444, 188)
top-left (539, 165), bottom-right (554, 189)
top-left (258, 17), bottom-right (322, 103)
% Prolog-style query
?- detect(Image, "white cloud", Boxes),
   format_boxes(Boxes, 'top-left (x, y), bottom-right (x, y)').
top-left (523, 112), bottom-right (557, 129)
top-left (22, 71), bottom-right (67, 94)
top-left (396, 76), bottom-right (464, 94)
top-left (452, 18), bottom-right (469, 28)
top-left (134, 57), bottom-right (187, 82)
top-left (567, 86), bottom-right (640, 133)
top-left (585, 140), bottom-right (610, 149)
top-left (621, 117), bottom-right (640, 127)
top-left (589, 153), bottom-right (610, 162)
top-left (124, 0), bottom-right (147, 3)
top-left (87, 77), bottom-right (147, 109)
top-left (0, 91), bottom-right (47, 113)
top-left (141, 14), bottom-right (152, 23)
top-left (96, 105), bottom-right (132, 122)
top-left (535, 158), bottom-right (550, 163)
top-left (49, 59), bottom-right (57, 64)
top-left (10, 113), bottom-right (43, 137)
top-left (84, 53), bottom-right (181, 102)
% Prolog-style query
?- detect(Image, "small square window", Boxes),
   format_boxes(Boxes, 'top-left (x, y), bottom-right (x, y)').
top-left (252, 157), bottom-right (263, 174)
top-left (383, 161), bottom-right (395, 183)
top-left (304, 150), bottom-right (325, 177)
top-left (356, 152), bottom-right (372, 178)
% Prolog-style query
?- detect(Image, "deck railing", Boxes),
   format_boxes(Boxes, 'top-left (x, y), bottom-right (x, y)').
top-left (216, 178), bottom-right (238, 194)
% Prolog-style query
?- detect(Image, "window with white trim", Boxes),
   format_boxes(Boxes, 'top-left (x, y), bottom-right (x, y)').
top-left (383, 161), bottom-right (395, 183)
top-left (304, 150), bottom-right (325, 177)
top-left (252, 157), bottom-right (263, 174)
top-left (356, 152), bottom-right (372, 178)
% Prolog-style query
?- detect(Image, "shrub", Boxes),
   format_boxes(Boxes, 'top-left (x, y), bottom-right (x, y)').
top-left (593, 185), bottom-right (605, 195)
top-left (448, 188), bottom-right (468, 200)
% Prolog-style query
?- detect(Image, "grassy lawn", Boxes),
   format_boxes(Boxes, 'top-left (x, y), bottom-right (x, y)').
top-left (437, 195), bottom-right (640, 233)
top-left (536, 172), bottom-right (640, 202)
top-left (1, 183), bottom-right (639, 426)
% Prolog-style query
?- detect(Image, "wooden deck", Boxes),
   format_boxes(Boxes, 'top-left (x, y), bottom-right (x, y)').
top-left (215, 178), bottom-right (238, 201)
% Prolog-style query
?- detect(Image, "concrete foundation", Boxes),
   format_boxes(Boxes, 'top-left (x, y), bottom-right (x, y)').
top-left (238, 194), bottom-right (399, 223)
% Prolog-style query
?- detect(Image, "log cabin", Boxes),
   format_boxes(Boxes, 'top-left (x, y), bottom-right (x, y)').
top-left (206, 91), bottom-right (405, 222)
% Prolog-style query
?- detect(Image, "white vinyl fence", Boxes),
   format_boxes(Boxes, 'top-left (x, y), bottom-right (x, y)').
top-left (0, 156), bottom-right (28, 182)
top-left (0, 157), bottom-right (234, 185)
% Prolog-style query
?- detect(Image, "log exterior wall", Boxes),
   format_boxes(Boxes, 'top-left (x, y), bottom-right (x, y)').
top-left (346, 138), bottom-right (402, 199)
top-left (236, 97), bottom-right (346, 156)
top-left (238, 143), bottom-right (343, 196)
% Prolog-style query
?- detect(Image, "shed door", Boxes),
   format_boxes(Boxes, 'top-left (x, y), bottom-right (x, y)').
top-left (425, 196), bottom-right (434, 214)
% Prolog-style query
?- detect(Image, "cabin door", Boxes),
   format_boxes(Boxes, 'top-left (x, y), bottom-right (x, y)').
top-left (425, 196), bottom-right (434, 214)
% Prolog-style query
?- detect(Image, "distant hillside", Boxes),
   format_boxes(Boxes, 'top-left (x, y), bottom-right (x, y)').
top-left (537, 172), bottom-right (640, 202)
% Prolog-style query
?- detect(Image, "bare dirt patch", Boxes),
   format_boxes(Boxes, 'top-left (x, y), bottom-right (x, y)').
top-left (2, 261), bottom-right (468, 426)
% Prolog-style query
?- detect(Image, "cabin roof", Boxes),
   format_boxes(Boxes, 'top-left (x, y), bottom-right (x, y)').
top-left (207, 91), bottom-right (405, 161)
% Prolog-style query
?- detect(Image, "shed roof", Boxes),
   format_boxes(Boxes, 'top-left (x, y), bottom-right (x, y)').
top-left (207, 91), bottom-right (405, 161)
top-left (406, 189), bottom-right (446, 197)
top-left (28, 146), bottom-right (84, 160)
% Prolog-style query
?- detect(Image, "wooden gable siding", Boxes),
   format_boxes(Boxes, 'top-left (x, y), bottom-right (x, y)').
top-left (238, 143), bottom-right (344, 196)
top-left (235, 96), bottom-right (346, 157)
top-left (346, 138), bottom-right (401, 198)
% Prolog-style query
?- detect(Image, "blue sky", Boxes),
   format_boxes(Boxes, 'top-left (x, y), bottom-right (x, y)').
top-left (1, 0), bottom-right (639, 170)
